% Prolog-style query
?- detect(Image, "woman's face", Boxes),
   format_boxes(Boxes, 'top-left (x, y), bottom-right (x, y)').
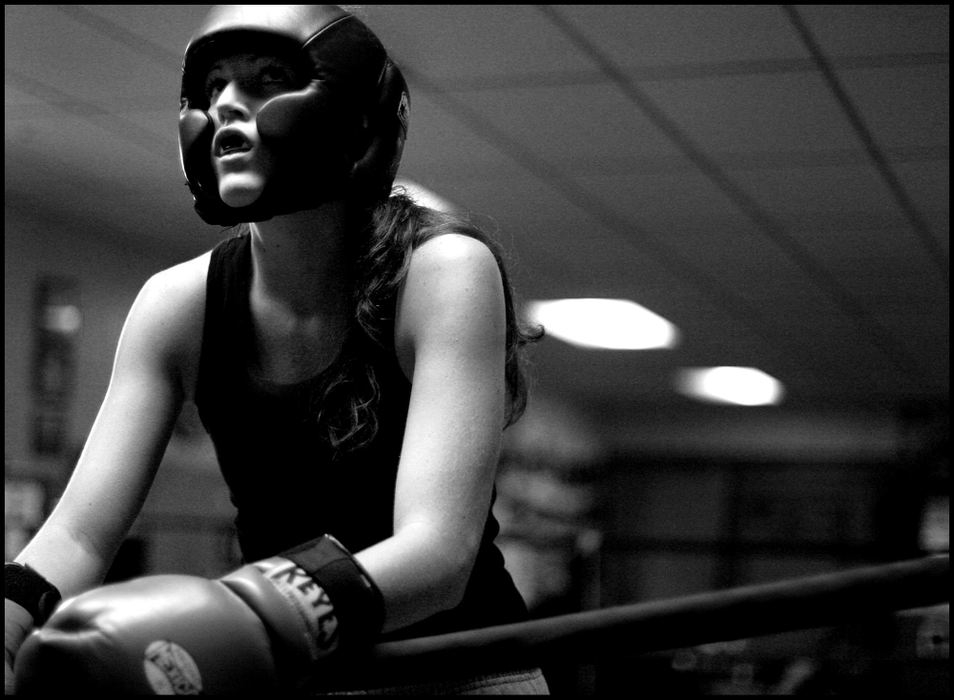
top-left (205, 52), bottom-right (301, 208)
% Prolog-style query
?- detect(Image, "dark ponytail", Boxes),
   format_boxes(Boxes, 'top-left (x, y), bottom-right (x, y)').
top-left (318, 191), bottom-right (542, 452)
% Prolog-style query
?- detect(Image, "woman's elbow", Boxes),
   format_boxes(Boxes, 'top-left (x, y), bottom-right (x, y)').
top-left (394, 517), bottom-right (483, 614)
top-left (433, 537), bottom-right (480, 612)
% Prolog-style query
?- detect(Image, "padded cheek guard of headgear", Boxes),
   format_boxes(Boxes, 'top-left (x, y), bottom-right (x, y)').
top-left (178, 5), bottom-right (410, 226)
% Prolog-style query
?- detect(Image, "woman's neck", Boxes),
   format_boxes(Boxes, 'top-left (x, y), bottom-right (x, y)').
top-left (247, 203), bottom-right (354, 319)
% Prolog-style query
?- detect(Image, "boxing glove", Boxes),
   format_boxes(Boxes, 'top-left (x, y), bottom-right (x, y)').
top-left (13, 574), bottom-right (281, 694)
top-left (14, 535), bottom-right (383, 694)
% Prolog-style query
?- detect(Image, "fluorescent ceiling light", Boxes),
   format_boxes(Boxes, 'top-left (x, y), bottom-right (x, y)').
top-left (525, 298), bottom-right (679, 350)
top-left (675, 366), bottom-right (785, 406)
top-left (394, 178), bottom-right (457, 213)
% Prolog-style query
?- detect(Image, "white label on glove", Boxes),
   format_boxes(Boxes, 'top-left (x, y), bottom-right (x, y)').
top-left (253, 557), bottom-right (339, 658)
top-left (143, 640), bottom-right (202, 695)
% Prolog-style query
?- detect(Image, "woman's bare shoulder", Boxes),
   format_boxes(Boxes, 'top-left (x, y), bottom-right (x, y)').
top-left (129, 250), bottom-right (212, 399)
top-left (139, 251), bottom-right (210, 324)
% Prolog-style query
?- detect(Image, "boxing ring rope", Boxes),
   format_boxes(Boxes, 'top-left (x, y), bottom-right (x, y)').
top-left (326, 555), bottom-right (949, 687)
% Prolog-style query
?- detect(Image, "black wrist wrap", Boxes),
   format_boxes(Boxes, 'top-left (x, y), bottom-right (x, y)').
top-left (4, 562), bottom-right (62, 626)
top-left (280, 535), bottom-right (385, 650)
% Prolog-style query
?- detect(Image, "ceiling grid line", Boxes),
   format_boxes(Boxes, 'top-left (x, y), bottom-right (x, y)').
top-left (782, 4), bottom-right (949, 289)
top-left (535, 4), bottom-right (927, 382)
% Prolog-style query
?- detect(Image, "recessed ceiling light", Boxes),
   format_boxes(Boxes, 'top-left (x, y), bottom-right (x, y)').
top-left (675, 366), bottom-right (785, 406)
top-left (525, 298), bottom-right (679, 350)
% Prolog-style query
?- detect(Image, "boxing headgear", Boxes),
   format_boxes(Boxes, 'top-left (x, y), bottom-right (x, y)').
top-left (179, 5), bottom-right (410, 226)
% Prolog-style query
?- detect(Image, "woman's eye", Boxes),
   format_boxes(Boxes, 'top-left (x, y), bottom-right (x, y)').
top-left (260, 67), bottom-right (292, 85)
top-left (204, 77), bottom-right (226, 100)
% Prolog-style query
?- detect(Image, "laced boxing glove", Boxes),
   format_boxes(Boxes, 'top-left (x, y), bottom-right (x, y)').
top-left (14, 535), bottom-right (383, 694)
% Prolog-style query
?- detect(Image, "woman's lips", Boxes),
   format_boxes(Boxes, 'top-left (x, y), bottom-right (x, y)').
top-left (217, 147), bottom-right (251, 159)
top-left (212, 127), bottom-right (252, 158)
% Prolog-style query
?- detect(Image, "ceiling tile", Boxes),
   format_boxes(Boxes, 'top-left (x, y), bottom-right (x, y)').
top-left (795, 5), bottom-right (950, 57)
top-left (558, 5), bottom-right (806, 65)
top-left (640, 72), bottom-right (861, 153)
top-left (361, 5), bottom-right (594, 81)
top-left (452, 82), bottom-right (686, 162)
top-left (837, 64), bottom-right (950, 150)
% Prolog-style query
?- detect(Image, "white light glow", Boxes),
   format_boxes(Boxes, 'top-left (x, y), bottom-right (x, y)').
top-left (525, 298), bottom-right (679, 350)
top-left (394, 178), bottom-right (457, 213)
top-left (675, 366), bottom-right (785, 406)
top-left (42, 305), bottom-right (82, 335)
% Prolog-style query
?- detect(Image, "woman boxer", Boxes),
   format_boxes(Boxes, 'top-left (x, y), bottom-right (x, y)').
top-left (5, 5), bottom-right (547, 695)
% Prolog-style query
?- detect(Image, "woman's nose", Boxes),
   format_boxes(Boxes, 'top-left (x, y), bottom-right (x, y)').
top-left (211, 81), bottom-right (251, 125)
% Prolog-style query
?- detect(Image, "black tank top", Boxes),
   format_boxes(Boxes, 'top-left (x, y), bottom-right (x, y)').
top-left (195, 233), bottom-right (528, 639)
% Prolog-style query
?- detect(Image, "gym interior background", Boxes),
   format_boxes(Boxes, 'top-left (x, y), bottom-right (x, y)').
top-left (5, 5), bottom-right (948, 695)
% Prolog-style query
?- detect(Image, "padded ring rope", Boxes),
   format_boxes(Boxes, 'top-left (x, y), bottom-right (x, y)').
top-left (323, 555), bottom-right (949, 688)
